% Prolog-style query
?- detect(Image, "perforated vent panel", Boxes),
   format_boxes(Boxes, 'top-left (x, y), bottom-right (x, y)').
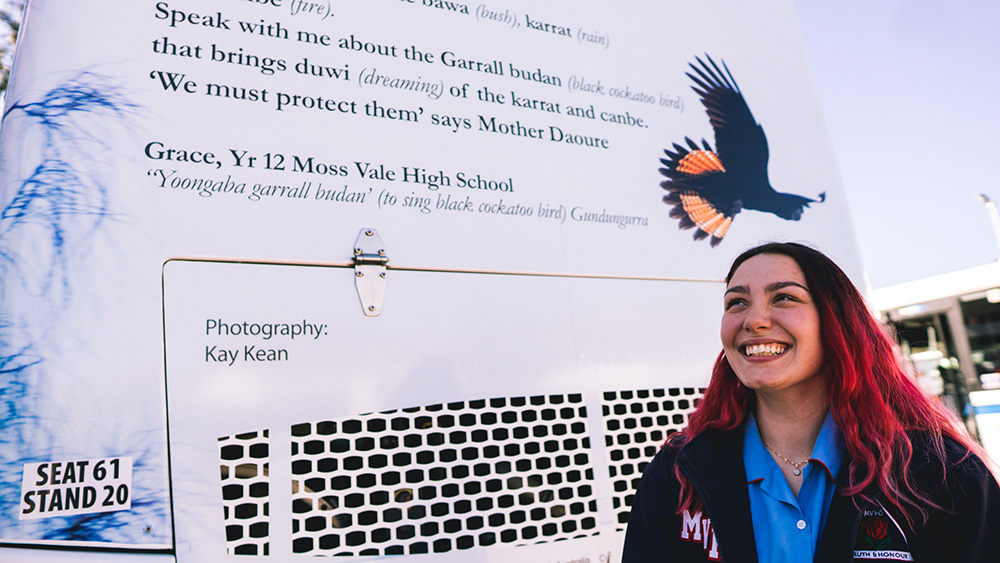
top-left (213, 388), bottom-right (704, 556)
top-left (601, 388), bottom-right (702, 528)
top-left (288, 395), bottom-right (598, 556)
top-left (219, 430), bottom-right (270, 556)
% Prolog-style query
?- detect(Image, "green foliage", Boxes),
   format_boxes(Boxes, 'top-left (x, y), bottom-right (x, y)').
top-left (0, 1), bottom-right (26, 94)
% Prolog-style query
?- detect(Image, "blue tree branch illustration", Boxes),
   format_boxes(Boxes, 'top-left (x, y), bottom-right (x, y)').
top-left (0, 71), bottom-right (139, 539)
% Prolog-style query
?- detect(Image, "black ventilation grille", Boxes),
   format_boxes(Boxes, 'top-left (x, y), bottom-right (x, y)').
top-left (219, 430), bottom-right (270, 556)
top-left (288, 394), bottom-right (598, 556)
top-left (213, 388), bottom-right (705, 555)
top-left (601, 388), bottom-right (703, 529)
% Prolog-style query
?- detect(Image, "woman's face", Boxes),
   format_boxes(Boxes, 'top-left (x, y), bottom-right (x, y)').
top-left (720, 253), bottom-right (827, 396)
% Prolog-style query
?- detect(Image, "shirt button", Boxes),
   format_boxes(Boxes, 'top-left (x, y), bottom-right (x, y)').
top-left (797, 520), bottom-right (807, 530)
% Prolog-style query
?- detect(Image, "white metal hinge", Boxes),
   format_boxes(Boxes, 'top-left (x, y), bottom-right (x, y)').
top-left (353, 228), bottom-right (387, 317)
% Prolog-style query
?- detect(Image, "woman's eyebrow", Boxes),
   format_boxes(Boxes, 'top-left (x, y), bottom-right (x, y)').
top-left (724, 281), bottom-right (809, 295)
top-left (766, 281), bottom-right (809, 293)
top-left (724, 285), bottom-right (748, 296)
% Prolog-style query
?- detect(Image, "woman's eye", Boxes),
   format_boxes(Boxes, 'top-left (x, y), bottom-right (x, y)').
top-left (724, 298), bottom-right (746, 309)
top-left (774, 293), bottom-right (799, 303)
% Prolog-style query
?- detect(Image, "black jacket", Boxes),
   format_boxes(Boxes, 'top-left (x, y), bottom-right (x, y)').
top-left (622, 426), bottom-right (1000, 562)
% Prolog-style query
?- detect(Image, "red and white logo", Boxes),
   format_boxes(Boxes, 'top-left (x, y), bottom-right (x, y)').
top-left (680, 509), bottom-right (720, 561)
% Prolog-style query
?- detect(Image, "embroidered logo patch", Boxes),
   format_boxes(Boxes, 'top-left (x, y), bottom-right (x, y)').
top-left (863, 517), bottom-right (891, 550)
top-left (679, 509), bottom-right (720, 561)
top-left (852, 501), bottom-right (913, 561)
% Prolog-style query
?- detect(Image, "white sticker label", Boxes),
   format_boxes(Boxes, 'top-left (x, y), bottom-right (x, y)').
top-left (20, 457), bottom-right (133, 520)
top-left (854, 551), bottom-right (915, 561)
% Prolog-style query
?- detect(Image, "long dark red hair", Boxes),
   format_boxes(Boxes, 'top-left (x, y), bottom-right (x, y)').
top-left (673, 242), bottom-right (990, 522)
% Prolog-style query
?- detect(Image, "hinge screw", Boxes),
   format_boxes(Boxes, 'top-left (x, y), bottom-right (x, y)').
top-left (380, 272), bottom-right (386, 278)
top-left (368, 305), bottom-right (376, 312)
top-left (356, 271), bottom-right (364, 277)
top-left (354, 248), bottom-right (362, 255)
top-left (365, 230), bottom-right (374, 237)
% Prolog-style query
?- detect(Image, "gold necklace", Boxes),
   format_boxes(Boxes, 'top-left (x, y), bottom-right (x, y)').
top-left (761, 439), bottom-right (809, 476)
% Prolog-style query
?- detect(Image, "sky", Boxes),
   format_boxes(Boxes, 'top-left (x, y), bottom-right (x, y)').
top-left (791, 0), bottom-right (1000, 289)
top-left (1, 1), bottom-right (996, 289)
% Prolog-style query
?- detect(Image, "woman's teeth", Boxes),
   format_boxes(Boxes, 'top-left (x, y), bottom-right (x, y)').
top-left (744, 343), bottom-right (787, 357)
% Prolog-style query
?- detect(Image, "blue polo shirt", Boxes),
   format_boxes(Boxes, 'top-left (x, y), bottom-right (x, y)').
top-left (743, 411), bottom-right (844, 563)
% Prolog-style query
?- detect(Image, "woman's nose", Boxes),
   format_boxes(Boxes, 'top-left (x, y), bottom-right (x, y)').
top-left (743, 303), bottom-right (771, 331)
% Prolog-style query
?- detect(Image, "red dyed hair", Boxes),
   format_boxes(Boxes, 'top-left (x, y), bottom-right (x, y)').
top-left (672, 242), bottom-right (991, 523)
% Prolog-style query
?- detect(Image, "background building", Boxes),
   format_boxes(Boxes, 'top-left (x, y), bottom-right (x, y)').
top-left (871, 261), bottom-right (1000, 457)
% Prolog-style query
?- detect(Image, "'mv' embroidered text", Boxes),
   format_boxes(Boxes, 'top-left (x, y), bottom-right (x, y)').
top-left (680, 509), bottom-right (720, 561)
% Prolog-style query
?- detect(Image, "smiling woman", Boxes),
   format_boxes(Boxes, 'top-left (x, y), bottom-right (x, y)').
top-left (720, 254), bottom-right (827, 402)
top-left (623, 242), bottom-right (1000, 563)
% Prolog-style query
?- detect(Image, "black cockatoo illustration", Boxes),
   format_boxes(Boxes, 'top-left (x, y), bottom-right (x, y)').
top-left (660, 55), bottom-right (825, 246)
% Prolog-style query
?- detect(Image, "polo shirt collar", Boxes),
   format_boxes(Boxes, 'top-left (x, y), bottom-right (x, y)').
top-left (743, 410), bottom-right (844, 491)
top-left (809, 410), bottom-right (844, 481)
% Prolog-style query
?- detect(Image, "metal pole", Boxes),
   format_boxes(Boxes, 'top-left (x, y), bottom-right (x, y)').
top-left (979, 194), bottom-right (1000, 260)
